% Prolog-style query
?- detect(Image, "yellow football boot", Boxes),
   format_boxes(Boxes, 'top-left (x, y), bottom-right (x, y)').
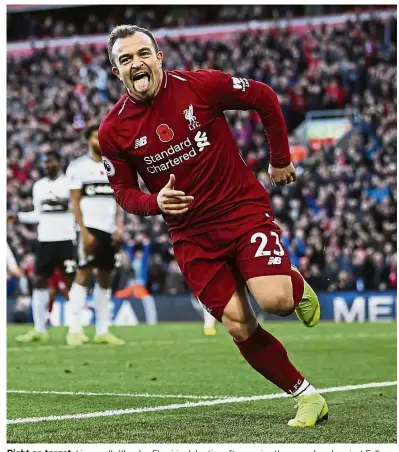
top-left (80, 331), bottom-right (89, 343)
top-left (292, 265), bottom-right (320, 327)
top-left (94, 332), bottom-right (125, 345)
top-left (15, 329), bottom-right (49, 343)
top-left (66, 332), bottom-right (86, 346)
top-left (288, 393), bottom-right (329, 427)
top-left (204, 326), bottom-right (217, 336)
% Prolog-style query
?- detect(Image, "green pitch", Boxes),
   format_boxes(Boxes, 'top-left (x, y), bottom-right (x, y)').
top-left (7, 321), bottom-right (397, 444)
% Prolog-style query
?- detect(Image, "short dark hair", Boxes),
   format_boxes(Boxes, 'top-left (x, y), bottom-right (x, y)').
top-left (85, 124), bottom-right (99, 141)
top-left (45, 151), bottom-right (61, 162)
top-left (107, 24), bottom-right (159, 66)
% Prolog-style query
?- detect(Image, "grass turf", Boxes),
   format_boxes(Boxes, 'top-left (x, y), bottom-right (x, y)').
top-left (7, 321), bottom-right (397, 443)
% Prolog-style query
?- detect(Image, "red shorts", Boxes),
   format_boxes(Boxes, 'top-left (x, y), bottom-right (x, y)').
top-left (173, 212), bottom-right (292, 320)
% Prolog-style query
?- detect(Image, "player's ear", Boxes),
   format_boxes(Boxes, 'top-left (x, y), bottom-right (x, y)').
top-left (157, 51), bottom-right (163, 69)
top-left (112, 66), bottom-right (122, 81)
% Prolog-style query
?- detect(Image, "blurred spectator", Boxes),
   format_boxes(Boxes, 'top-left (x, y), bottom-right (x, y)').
top-left (164, 259), bottom-right (187, 295)
top-left (147, 254), bottom-right (167, 294)
top-left (7, 5), bottom-right (393, 42)
top-left (5, 5), bottom-right (326, 41)
top-left (112, 250), bottom-right (134, 292)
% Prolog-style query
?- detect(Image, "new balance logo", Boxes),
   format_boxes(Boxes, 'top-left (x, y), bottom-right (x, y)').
top-left (135, 136), bottom-right (147, 149)
top-left (232, 76), bottom-right (249, 92)
top-left (194, 131), bottom-right (210, 150)
top-left (267, 256), bottom-right (282, 265)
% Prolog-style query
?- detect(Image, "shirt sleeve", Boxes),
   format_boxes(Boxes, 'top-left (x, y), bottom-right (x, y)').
top-left (98, 124), bottom-right (161, 216)
top-left (66, 162), bottom-right (83, 190)
top-left (188, 69), bottom-right (291, 168)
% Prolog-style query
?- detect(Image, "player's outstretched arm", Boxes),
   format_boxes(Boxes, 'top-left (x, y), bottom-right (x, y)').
top-left (17, 180), bottom-right (40, 224)
top-left (17, 211), bottom-right (39, 224)
top-left (157, 174), bottom-right (194, 215)
top-left (187, 70), bottom-right (295, 185)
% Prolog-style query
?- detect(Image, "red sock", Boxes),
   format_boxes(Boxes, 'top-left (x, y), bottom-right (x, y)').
top-left (290, 268), bottom-right (304, 309)
top-left (235, 324), bottom-right (305, 394)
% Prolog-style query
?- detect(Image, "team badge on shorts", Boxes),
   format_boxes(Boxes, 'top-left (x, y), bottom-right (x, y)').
top-left (156, 124), bottom-right (174, 143)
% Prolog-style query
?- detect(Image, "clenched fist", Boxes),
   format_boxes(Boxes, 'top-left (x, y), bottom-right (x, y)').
top-left (157, 174), bottom-right (194, 215)
top-left (268, 162), bottom-right (297, 187)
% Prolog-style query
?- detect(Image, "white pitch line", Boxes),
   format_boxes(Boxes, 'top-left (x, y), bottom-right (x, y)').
top-left (6, 338), bottom-right (207, 352)
top-left (7, 389), bottom-right (224, 400)
top-left (6, 331), bottom-right (396, 353)
top-left (7, 381), bottom-right (396, 425)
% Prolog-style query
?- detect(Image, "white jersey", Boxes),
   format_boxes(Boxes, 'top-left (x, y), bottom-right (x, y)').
top-left (66, 153), bottom-right (116, 234)
top-left (18, 173), bottom-right (76, 242)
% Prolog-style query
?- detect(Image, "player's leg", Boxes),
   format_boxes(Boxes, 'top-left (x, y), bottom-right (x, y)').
top-left (56, 239), bottom-right (77, 294)
top-left (59, 240), bottom-right (88, 345)
top-left (233, 216), bottom-right (327, 425)
top-left (16, 242), bottom-right (51, 342)
top-left (66, 266), bottom-right (92, 345)
top-left (67, 229), bottom-right (102, 344)
top-left (174, 233), bottom-right (327, 425)
top-left (189, 294), bottom-right (217, 336)
top-left (247, 271), bottom-right (319, 325)
top-left (15, 274), bottom-right (50, 342)
top-left (92, 232), bottom-right (124, 345)
top-left (173, 232), bottom-right (326, 425)
top-left (203, 307), bottom-right (217, 336)
top-left (238, 217), bottom-right (320, 327)
top-left (59, 239), bottom-right (78, 295)
top-left (93, 269), bottom-right (123, 344)
top-left (221, 281), bottom-right (328, 427)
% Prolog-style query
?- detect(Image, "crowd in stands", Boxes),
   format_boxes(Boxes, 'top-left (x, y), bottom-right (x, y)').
top-left (7, 5), bottom-right (388, 42)
top-left (7, 12), bottom-right (397, 297)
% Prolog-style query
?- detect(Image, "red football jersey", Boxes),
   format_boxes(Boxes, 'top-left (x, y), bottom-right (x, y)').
top-left (99, 70), bottom-right (291, 243)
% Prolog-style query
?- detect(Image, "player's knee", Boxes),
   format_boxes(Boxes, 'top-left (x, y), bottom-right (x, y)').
top-left (258, 289), bottom-right (294, 315)
top-left (75, 268), bottom-right (91, 287)
top-left (222, 316), bottom-right (257, 342)
top-left (274, 292), bottom-right (294, 315)
top-left (97, 270), bottom-right (112, 289)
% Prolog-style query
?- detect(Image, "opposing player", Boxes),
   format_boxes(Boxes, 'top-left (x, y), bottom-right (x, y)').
top-left (99, 25), bottom-right (328, 426)
top-left (203, 306), bottom-right (217, 336)
top-left (190, 295), bottom-right (218, 336)
top-left (16, 151), bottom-right (77, 342)
top-left (66, 125), bottom-right (125, 346)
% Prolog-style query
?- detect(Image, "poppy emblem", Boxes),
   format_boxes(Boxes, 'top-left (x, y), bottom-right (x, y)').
top-left (156, 124), bottom-right (174, 143)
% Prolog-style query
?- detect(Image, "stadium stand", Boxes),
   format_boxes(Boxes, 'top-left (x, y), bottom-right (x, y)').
top-left (7, 5), bottom-right (384, 41)
top-left (7, 9), bottom-right (396, 297)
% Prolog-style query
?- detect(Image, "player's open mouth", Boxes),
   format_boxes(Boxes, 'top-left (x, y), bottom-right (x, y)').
top-left (132, 71), bottom-right (151, 92)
